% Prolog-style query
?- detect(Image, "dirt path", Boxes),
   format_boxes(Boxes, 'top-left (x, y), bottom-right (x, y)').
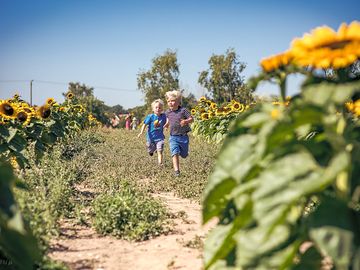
top-left (49, 192), bottom-right (217, 270)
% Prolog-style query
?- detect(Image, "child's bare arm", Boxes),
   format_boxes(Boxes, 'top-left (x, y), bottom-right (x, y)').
top-left (137, 124), bottom-right (147, 137)
top-left (180, 116), bottom-right (193, 127)
top-left (164, 118), bottom-right (169, 129)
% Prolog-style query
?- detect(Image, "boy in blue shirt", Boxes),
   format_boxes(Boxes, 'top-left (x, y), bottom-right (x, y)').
top-left (138, 99), bottom-right (168, 165)
top-left (164, 90), bottom-right (193, 177)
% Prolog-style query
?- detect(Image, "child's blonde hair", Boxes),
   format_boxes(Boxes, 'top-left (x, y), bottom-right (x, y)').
top-left (151, 99), bottom-right (164, 110)
top-left (165, 90), bottom-right (182, 103)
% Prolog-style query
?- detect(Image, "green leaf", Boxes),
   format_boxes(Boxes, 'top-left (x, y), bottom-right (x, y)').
top-left (241, 111), bottom-right (271, 128)
top-left (234, 224), bottom-right (292, 267)
top-left (303, 80), bottom-right (360, 106)
top-left (204, 224), bottom-right (234, 269)
top-left (0, 125), bottom-right (10, 138)
top-left (202, 176), bottom-right (236, 224)
top-left (34, 140), bottom-right (46, 160)
top-left (308, 196), bottom-right (358, 270)
top-left (6, 127), bottom-right (18, 143)
top-left (41, 131), bottom-right (57, 145)
top-left (292, 245), bottom-right (323, 270)
top-left (205, 196), bottom-right (253, 269)
top-left (7, 133), bottom-right (27, 152)
top-left (203, 134), bottom-right (260, 223)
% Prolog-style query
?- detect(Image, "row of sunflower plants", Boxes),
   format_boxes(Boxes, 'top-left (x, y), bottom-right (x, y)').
top-left (191, 97), bottom-right (252, 143)
top-left (1, 93), bottom-right (99, 268)
top-left (203, 21), bottom-right (360, 269)
top-left (0, 92), bottom-right (100, 168)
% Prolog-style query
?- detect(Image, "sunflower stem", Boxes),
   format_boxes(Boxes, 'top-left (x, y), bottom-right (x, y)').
top-left (279, 73), bottom-right (287, 102)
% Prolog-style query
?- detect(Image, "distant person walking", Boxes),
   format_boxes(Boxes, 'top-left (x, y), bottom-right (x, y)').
top-left (125, 113), bottom-right (132, 130)
top-left (164, 90), bottom-right (193, 177)
top-left (137, 99), bottom-right (168, 165)
top-left (110, 114), bottom-right (120, 128)
top-left (131, 116), bottom-right (138, 130)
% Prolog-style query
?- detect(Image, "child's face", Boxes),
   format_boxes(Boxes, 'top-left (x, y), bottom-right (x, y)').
top-left (167, 98), bottom-right (180, 110)
top-left (153, 103), bottom-right (163, 115)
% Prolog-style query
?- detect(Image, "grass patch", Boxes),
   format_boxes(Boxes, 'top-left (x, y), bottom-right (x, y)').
top-left (93, 183), bottom-right (169, 241)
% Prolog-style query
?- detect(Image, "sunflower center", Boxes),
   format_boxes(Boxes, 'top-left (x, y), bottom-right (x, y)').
top-left (4, 104), bottom-right (15, 116)
top-left (17, 112), bottom-right (28, 122)
top-left (319, 40), bottom-right (351, 50)
top-left (41, 109), bottom-right (51, 118)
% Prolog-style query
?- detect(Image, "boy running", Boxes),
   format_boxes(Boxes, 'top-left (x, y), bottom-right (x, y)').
top-left (138, 99), bottom-right (168, 165)
top-left (164, 90), bottom-right (193, 177)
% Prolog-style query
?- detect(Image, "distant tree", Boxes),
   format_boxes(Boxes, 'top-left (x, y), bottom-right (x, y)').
top-left (137, 49), bottom-right (180, 107)
top-left (63, 82), bottom-right (111, 125)
top-left (129, 104), bottom-right (147, 121)
top-left (109, 104), bottom-right (126, 115)
top-left (182, 92), bottom-right (197, 109)
top-left (198, 48), bottom-right (254, 104)
top-left (67, 82), bottom-right (94, 97)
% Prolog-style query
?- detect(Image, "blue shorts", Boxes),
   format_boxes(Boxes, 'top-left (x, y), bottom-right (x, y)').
top-left (147, 140), bottom-right (164, 153)
top-left (169, 135), bottom-right (189, 158)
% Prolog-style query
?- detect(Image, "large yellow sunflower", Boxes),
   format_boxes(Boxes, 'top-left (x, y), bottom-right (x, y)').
top-left (290, 21), bottom-right (360, 69)
top-left (0, 100), bottom-right (17, 119)
top-left (16, 110), bottom-right (32, 126)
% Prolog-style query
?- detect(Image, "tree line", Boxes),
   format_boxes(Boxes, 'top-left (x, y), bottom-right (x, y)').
top-left (66, 48), bottom-right (255, 124)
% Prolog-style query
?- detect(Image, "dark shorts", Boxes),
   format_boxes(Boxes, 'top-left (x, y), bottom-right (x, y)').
top-left (147, 140), bottom-right (165, 153)
top-left (169, 135), bottom-right (189, 158)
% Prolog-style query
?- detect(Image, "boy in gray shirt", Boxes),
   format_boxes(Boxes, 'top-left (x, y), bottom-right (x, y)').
top-left (164, 90), bottom-right (193, 177)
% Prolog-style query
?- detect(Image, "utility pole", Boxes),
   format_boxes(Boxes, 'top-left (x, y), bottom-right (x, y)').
top-left (30, 80), bottom-right (33, 106)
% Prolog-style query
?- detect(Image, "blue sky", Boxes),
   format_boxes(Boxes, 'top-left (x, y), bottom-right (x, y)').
top-left (0, 0), bottom-right (359, 109)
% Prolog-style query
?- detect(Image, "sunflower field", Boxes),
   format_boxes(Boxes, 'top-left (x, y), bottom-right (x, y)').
top-left (0, 93), bottom-right (99, 168)
top-left (203, 21), bottom-right (360, 269)
top-left (190, 97), bottom-right (252, 143)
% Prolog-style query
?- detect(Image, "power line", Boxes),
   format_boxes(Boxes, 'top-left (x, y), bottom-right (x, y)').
top-left (0, 80), bottom-right (30, 83)
top-left (36, 80), bottom-right (139, 92)
top-left (0, 79), bottom-right (139, 92)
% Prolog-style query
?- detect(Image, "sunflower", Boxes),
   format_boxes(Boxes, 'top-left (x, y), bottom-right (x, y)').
top-left (215, 108), bottom-right (225, 116)
top-left (66, 92), bottom-right (74, 99)
top-left (191, 108), bottom-right (197, 115)
top-left (231, 102), bottom-right (245, 112)
top-left (210, 102), bottom-right (217, 110)
top-left (346, 99), bottom-right (360, 116)
top-left (37, 105), bottom-right (52, 119)
top-left (260, 51), bottom-right (293, 72)
top-left (23, 107), bottom-right (35, 116)
top-left (16, 110), bottom-right (32, 126)
top-left (16, 111), bottom-right (28, 122)
top-left (0, 100), bottom-right (17, 119)
top-left (46, 97), bottom-right (56, 105)
top-left (201, 112), bottom-right (210, 120)
top-left (199, 96), bottom-right (207, 102)
top-left (223, 106), bottom-right (233, 114)
top-left (290, 21), bottom-right (360, 69)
